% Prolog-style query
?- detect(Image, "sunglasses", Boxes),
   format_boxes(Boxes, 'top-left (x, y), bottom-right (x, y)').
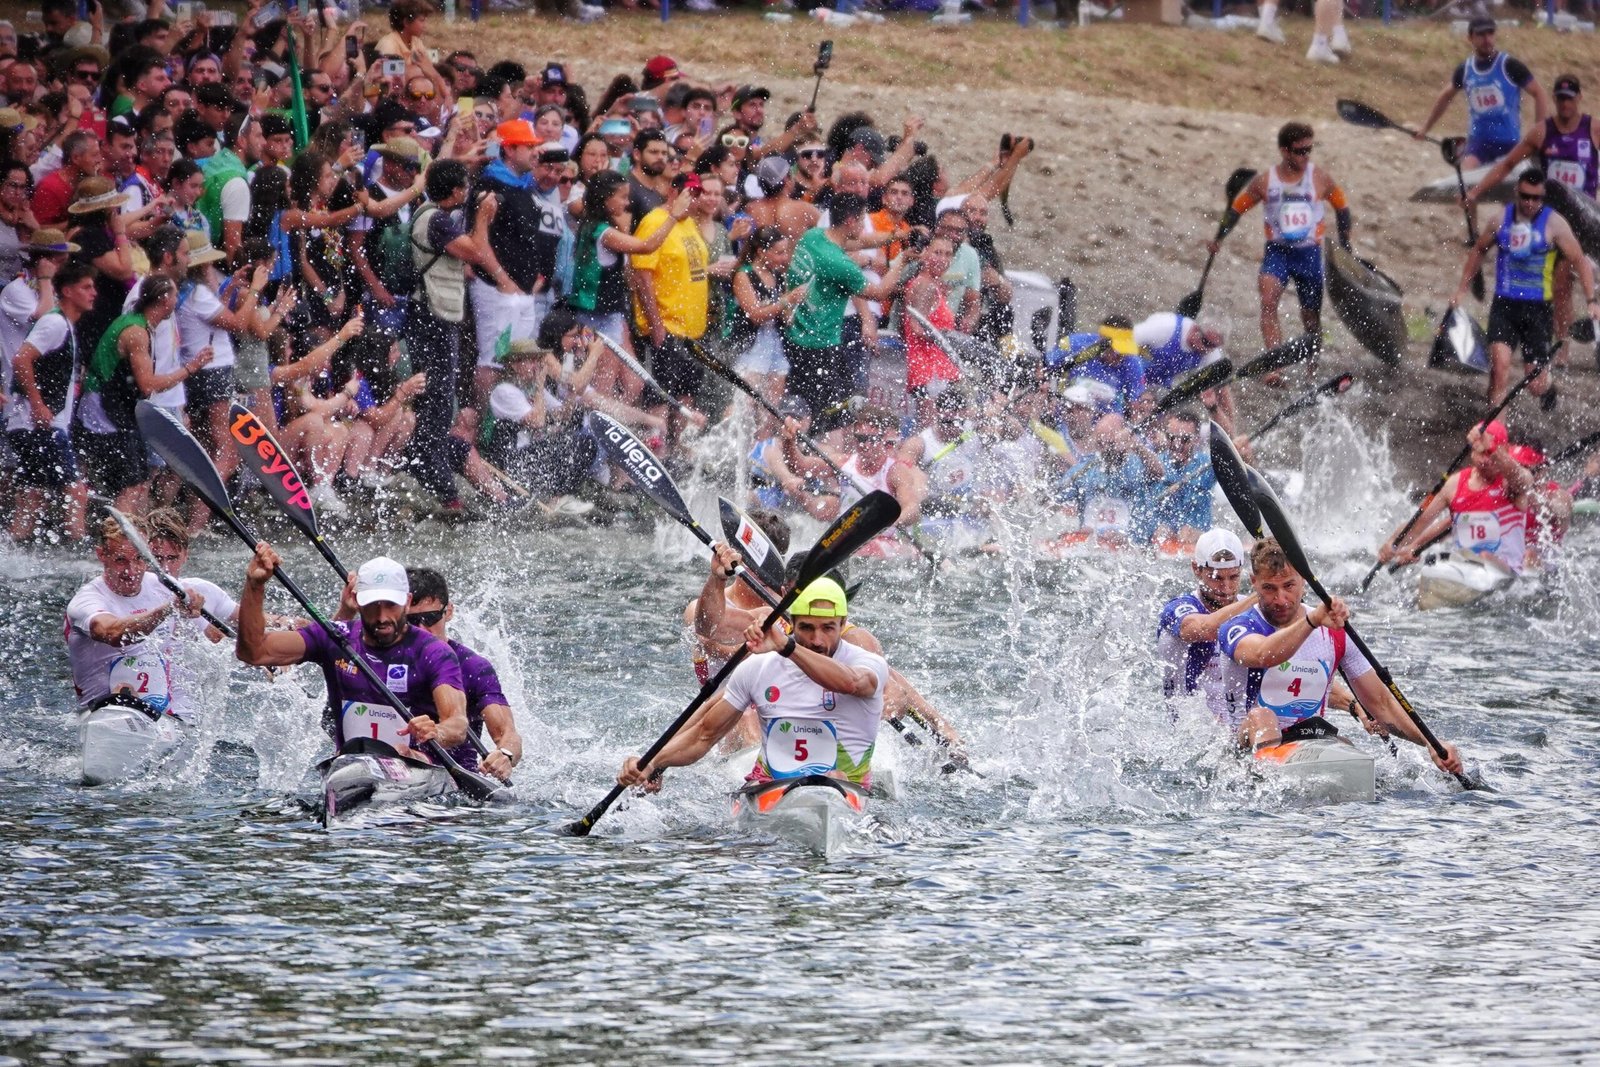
top-left (1518, 191), bottom-right (1544, 202)
top-left (558, 176), bottom-right (574, 186)
top-left (407, 88), bottom-right (436, 100)
top-left (73, 68), bottom-right (101, 81)
top-left (406, 607), bottom-right (446, 626)
top-left (1288, 144), bottom-right (1314, 156)
top-left (798, 148), bottom-right (826, 159)
top-left (721, 134), bottom-right (750, 149)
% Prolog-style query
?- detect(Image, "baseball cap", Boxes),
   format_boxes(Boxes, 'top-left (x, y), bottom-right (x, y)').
top-left (1193, 528), bottom-right (1244, 571)
top-left (849, 126), bottom-right (887, 166)
top-left (1475, 418), bottom-right (1509, 450)
top-left (750, 154), bottom-right (790, 197)
top-left (643, 55), bottom-right (681, 82)
top-left (1097, 324), bottom-right (1140, 356)
top-left (792, 576), bottom-right (848, 618)
top-left (1507, 443), bottom-right (1546, 467)
top-left (1553, 74), bottom-right (1581, 99)
top-left (1467, 15), bottom-right (1495, 33)
top-left (540, 62), bottom-right (567, 87)
top-left (732, 84), bottom-right (771, 109)
top-left (495, 119), bottom-right (540, 147)
top-left (356, 556), bottom-right (409, 607)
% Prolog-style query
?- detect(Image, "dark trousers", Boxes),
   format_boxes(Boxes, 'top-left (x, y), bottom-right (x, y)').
top-left (405, 303), bottom-right (461, 504)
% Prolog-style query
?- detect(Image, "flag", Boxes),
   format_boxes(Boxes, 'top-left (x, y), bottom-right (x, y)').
top-left (285, 25), bottom-right (311, 150)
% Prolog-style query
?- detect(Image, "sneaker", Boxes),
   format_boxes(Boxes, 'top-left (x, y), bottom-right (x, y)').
top-left (1330, 23), bottom-right (1351, 53)
top-left (310, 482), bottom-right (348, 518)
top-left (1255, 17), bottom-right (1284, 42)
top-left (1306, 38), bottom-right (1339, 63)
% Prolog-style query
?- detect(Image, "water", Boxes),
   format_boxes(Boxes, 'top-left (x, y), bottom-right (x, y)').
top-left (5, 417), bottom-right (1600, 1065)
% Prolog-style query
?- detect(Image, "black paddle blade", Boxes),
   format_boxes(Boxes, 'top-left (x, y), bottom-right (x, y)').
top-left (1238, 335), bottom-right (1318, 380)
top-left (1156, 358), bottom-right (1234, 417)
top-left (718, 497), bottom-right (788, 591)
top-left (1224, 167), bottom-right (1257, 203)
top-left (1245, 466), bottom-right (1323, 591)
top-left (1440, 136), bottom-right (1466, 168)
top-left (1175, 288), bottom-right (1204, 319)
top-left (1208, 420), bottom-right (1263, 538)
top-left (1336, 98), bottom-right (1397, 132)
top-left (591, 412), bottom-right (696, 529)
top-left (794, 491), bottom-right (902, 590)
top-left (1572, 317), bottom-right (1597, 344)
top-left (228, 403), bottom-right (319, 539)
top-left (136, 401), bottom-right (234, 519)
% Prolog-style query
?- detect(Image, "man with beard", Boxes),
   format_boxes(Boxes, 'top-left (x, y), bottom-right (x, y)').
top-left (1157, 529), bottom-right (1257, 722)
top-left (627, 129), bottom-right (672, 222)
top-left (1218, 538), bottom-right (1465, 773)
top-left (235, 548), bottom-right (470, 767)
top-left (1055, 412), bottom-right (1165, 547)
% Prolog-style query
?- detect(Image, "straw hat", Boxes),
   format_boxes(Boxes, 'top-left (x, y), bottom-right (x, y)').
top-left (372, 136), bottom-right (426, 165)
top-left (0, 108), bottom-right (41, 133)
top-left (183, 229), bottom-right (229, 268)
top-left (67, 176), bottom-right (131, 215)
top-left (25, 228), bottom-right (80, 255)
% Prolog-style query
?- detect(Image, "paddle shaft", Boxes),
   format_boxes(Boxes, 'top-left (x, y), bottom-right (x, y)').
top-left (594, 330), bottom-right (699, 421)
top-left (99, 501), bottom-right (237, 637)
top-left (1359, 361), bottom-right (1541, 591)
top-left (1249, 374), bottom-right (1353, 440)
top-left (1448, 151), bottom-right (1486, 301)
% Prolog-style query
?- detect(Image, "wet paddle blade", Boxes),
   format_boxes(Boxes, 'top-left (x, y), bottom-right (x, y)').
top-left (136, 401), bottom-right (235, 522)
top-left (590, 412), bottom-right (698, 532)
top-left (1440, 136), bottom-right (1465, 168)
top-left (1572, 317), bottom-right (1597, 344)
top-left (1238, 335), bottom-right (1318, 380)
top-left (1208, 420), bottom-right (1262, 538)
top-left (1155, 358), bottom-right (1234, 417)
top-left (1223, 167), bottom-right (1256, 204)
top-left (228, 403), bottom-right (320, 541)
top-left (1336, 98), bottom-right (1399, 132)
top-left (1175, 287), bottom-right (1204, 319)
top-left (718, 497), bottom-right (788, 591)
top-left (1250, 373), bottom-right (1356, 439)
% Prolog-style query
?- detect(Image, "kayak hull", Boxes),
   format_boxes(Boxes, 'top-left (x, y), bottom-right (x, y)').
top-left (731, 775), bottom-right (869, 858)
top-left (1252, 735), bottom-right (1376, 804)
top-left (1544, 180), bottom-right (1600, 263)
top-left (1417, 549), bottom-right (1515, 610)
top-left (79, 700), bottom-right (184, 786)
top-left (1325, 239), bottom-right (1406, 366)
top-left (1428, 307), bottom-right (1491, 374)
top-left (1410, 160), bottom-right (1525, 205)
top-left (725, 735), bottom-right (900, 800)
top-left (320, 742), bottom-right (458, 825)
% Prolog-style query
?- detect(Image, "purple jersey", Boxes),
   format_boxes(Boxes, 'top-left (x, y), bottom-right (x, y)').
top-left (449, 638), bottom-right (509, 739)
top-left (1542, 115), bottom-right (1598, 197)
top-left (297, 619), bottom-right (467, 762)
top-left (1157, 591), bottom-right (1229, 722)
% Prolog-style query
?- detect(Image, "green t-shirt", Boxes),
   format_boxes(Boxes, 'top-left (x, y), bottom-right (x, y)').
top-left (784, 227), bottom-right (866, 350)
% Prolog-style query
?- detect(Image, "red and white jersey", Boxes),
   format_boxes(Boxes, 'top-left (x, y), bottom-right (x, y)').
top-left (1450, 471), bottom-right (1526, 574)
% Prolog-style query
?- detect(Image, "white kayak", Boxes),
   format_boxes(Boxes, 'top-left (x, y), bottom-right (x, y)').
top-left (1417, 549), bottom-right (1515, 611)
top-left (1410, 159), bottom-right (1526, 205)
top-left (723, 730), bottom-right (900, 800)
top-left (79, 697), bottom-right (186, 786)
top-left (319, 738), bottom-right (458, 826)
top-left (1251, 733), bottom-right (1376, 804)
top-left (731, 775), bottom-right (870, 859)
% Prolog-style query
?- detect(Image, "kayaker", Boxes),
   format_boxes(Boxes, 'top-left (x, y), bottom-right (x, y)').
top-left (145, 508), bottom-right (239, 643)
top-left (1157, 528), bottom-right (1258, 722)
top-left (1206, 123), bottom-right (1352, 370)
top-left (622, 576), bottom-right (887, 789)
top-left (1452, 166), bottom-right (1600, 409)
top-left (1131, 312), bottom-right (1237, 434)
top-left (66, 515), bottom-right (206, 712)
top-left (1218, 538), bottom-right (1464, 773)
top-left (1416, 18), bottom-right (1550, 171)
top-left (235, 545), bottom-right (471, 766)
top-left (403, 567), bottom-right (526, 782)
top-left (1379, 420), bottom-right (1532, 577)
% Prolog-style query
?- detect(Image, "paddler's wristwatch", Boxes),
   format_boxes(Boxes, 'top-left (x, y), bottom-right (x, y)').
top-left (498, 747), bottom-right (518, 767)
top-left (778, 634), bottom-right (797, 658)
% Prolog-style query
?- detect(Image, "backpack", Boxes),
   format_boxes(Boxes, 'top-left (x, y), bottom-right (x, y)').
top-left (367, 186), bottom-right (421, 297)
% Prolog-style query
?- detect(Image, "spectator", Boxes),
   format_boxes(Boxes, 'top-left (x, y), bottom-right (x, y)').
top-left (31, 129), bottom-right (100, 227)
top-left (630, 170), bottom-right (714, 445)
top-left (472, 119), bottom-right (553, 405)
top-left (0, 160), bottom-right (38, 284)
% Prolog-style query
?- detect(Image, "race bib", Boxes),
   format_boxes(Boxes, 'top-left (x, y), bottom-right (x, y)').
top-left (762, 716), bottom-right (839, 779)
top-left (1548, 159), bottom-right (1586, 190)
top-left (1085, 494), bottom-right (1133, 534)
top-left (1506, 222), bottom-right (1534, 257)
top-left (1468, 84), bottom-right (1506, 113)
top-left (1455, 510), bottom-right (1504, 552)
top-left (341, 700), bottom-right (408, 748)
top-left (108, 645), bottom-right (171, 713)
top-left (1259, 656), bottom-right (1330, 721)
top-left (1276, 200), bottom-right (1315, 242)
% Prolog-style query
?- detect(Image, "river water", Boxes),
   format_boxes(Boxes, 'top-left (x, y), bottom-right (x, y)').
top-left (4, 411), bottom-right (1598, 1065)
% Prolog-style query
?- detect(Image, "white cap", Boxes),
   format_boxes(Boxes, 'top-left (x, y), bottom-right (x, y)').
top-left (1193, 528), bottom-right (1244, 571)
top-left (355, 556), bottom-right (409, 606)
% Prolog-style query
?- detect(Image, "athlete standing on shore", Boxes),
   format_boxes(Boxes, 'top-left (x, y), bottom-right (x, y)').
top-left (1418, 18), bottom-right (1550, 171)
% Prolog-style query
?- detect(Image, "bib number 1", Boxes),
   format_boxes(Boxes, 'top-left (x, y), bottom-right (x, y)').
top-left (341, 700), bottom-right (407, 749)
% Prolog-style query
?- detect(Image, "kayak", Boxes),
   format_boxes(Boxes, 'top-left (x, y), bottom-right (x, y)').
top-left (319, 738), bottom-right (458, 826)
top-left (1324, 239), bottom-right (1406, 366)
top-left (79, 695), bottom-right (186, 786)
top-left (1544, 180), bottom-right (1600, 263)
top-left (731, 774), bottom-right (870, 858)
top-left (1428, 307), bottom-right (1491, 374)
top-left (1251, 734), bottom-right (1376, 804)
top-left (1409, 160), bottom-right (1525, 205)
top-left (724, 732), bottom-right (900, 800)
top-left (1416, 548), bottom-right (1515, 611)
top-left (1039, 529), bottom-right (1190, 560)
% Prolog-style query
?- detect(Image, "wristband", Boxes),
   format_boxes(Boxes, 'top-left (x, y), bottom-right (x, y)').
top-left (778, 634), bottom-right (797, 658)
top-left (498, 747), bottom-right (518, 767)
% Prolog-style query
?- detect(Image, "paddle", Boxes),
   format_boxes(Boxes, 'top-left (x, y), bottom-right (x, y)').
top-left (1236, 335), bottom-right (1319, 381)
top-left (1334, 100), bottom-right (1483, 300)
top-left (1178, 167), bottom-right (1257, 319)
top-left (683, 343), bottom-right (940, 566)
top-left (717, 496), bottom-right (789, 592)
top-left (1140, 358), bottom-right (1235, 428)
top-left (135, 401), bottom-right (509, 804)
top-left (1572, 317), bottom-right (1597, 345)
top-left (1358, 359), bottom-right (1543, 591)
top-left (591, 330), bottom-right (702, 425)
top-left (1244, 466), bottom-right (1481, 790)
top-left (563, 489), bottom-right (902, 837)
top-left (227, 403), bottom-right (348, 581)
top-left (1208, 420), bottom-right (1263, 538)
top-left (1250, 373), bottom-right (1356, 440)
top-left (94, 497), bottom-right (237, 638)
top-left (906, 305), bottom-right (1009, 380)
top-left (1548, 428), bottom-right (1600, 468)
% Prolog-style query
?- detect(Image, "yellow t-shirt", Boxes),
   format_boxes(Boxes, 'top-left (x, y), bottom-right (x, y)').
top-left (630, 210), bottom-right (709, 341)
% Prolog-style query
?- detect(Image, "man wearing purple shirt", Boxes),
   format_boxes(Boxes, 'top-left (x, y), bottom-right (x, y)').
top-left (236, 547), bottom-right (470, 765)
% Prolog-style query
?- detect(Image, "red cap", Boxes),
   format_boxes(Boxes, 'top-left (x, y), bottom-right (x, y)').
top-left (1475, 419), bottom-right (1509, 451)
top-left (644, 55), bottom-right (681, 81)
top-left (495, 119), bottom-right (541, 147)
top-left (1507, 443), bottom-right (1545, 467)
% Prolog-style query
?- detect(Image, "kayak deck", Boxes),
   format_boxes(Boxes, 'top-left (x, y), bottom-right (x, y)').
top-left (1417, 550), bottom-right (1515, 611)
top-left (1251, 736), bottom-right (1376, 804)
top-left (320, 741), bottom-right (458, 826)
top-left (731, 775), bottom-right (870, 858)
top-left (79, 699), bottom-right (186, 786)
